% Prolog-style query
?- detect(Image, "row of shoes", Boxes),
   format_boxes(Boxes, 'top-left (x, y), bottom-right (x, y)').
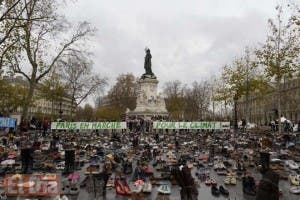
top-left (211, 185), bottom-right (229, 196)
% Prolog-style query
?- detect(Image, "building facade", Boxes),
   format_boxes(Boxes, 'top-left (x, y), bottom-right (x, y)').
top-left (1, 76), bottom-right (75, 121)
top-left (237, 77), bottom-right (300, 125)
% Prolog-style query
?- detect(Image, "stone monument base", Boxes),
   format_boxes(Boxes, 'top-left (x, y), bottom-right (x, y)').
top-left (126, 77), bottom-right (168, 118)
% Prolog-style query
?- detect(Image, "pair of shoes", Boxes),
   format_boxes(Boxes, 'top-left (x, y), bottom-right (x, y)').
top-left (69, 186), bottom-right (79, 195)
top-left (211, 185), bottom-right (220, 196)
top-left (157, 184), bottom-right (171, 194)
top-left (61, 185), bottom-right (70, 195)
top-left (131, 184), bottom-right (143, 193)
top-left (106, 177), bottom-right (114, 187)
top-left (122, 178), bottom-right (132, 195)
top-left (0, 193), bottom-right (7, 200)
top-left (224, 176), bottom-right (236, 185)
top-left (143, 166), bottom-right (153, 175)
top-left (142, 181), bottom-right (152, 193)
top-left (219, 185), bottom-right (229, 195)
top-left (205, 178), bottom-right (217, 185)
top-left (115, 178), bottom-right (131, 195)
top-left (85, 165), bottom-right (99, 174)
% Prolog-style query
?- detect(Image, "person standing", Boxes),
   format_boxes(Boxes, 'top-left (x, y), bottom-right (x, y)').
top-left (42, 119), bottom-right (49, 136)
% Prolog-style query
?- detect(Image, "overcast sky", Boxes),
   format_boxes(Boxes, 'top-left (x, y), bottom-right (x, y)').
top-left (63, 0), bottom-right (297, 90)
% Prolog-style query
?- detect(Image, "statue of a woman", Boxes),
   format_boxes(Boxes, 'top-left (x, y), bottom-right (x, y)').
top-left (144, 48), bottom-right (153, 76)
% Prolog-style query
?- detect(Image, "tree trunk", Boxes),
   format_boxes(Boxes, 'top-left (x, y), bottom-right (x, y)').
top-left (245, 88), bottom-right (249, 123)
top-left (277, 79), bottom-right (281, 134)
top-left (212, 101), bottom-right (215, 121)
top-left (224, 100), bottom-right (227, 119)
top-left (234, 95), bottom-right (238, 131)
top-left (245, 62), bottom-right (250, 123)
top-left (22, 81), bottom-right (36, 120)
top-left (70, 92), bottom-right (76, 120)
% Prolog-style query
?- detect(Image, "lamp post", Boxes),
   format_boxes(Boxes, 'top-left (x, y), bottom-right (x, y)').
top-left (59, 101), bottom-right (63, 119)
top-left (233, 94), bottom-right (238, 131)
top-left (50, 85), bottom-right (54, 120)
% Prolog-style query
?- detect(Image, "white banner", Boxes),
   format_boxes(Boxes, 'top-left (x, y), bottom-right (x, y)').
top-left (153, 121), bottom-right (230, 130)
top-left (51, 122), bottom-right (127, 130)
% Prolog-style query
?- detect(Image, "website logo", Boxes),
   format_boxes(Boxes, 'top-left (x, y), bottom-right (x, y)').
top-left (5, 174), bottom-right (59, 197)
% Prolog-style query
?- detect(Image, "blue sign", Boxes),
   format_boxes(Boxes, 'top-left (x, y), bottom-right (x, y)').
top-left (0, 117), bottom-right (16, 128)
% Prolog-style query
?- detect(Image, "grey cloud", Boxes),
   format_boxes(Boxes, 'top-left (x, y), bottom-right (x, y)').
top-left (63, 0), bottom-right (288, 90)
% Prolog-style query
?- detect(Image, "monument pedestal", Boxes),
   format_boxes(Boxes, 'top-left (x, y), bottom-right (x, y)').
top-left (126, 77), bottom-right (168, 118)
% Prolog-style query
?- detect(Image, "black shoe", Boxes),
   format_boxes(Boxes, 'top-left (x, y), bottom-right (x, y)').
top-left (219, 185), bottom-right (229, 195)
top-left (211, 185), bottom-right (220, 196)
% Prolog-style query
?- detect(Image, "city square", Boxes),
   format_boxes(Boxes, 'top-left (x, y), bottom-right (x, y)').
top-left (0, 0), bottom-right (300, 200)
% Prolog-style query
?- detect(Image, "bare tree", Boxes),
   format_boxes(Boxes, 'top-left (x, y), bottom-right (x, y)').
top-left (106, 73), bottom-right (137, 112)
top-left (59, 53), bottom-right (107, 118)
top-left (214, 75), bottom-right (232, 120)
top-left (184, 81), bottom-right (211, 120)
top-left (1, 0), bottom-right (95, 119)
top-left (164, 80), bottom-right (186, 120)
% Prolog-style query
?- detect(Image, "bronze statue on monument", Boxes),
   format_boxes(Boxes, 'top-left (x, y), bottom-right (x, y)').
top-left (142, 48), bottom-right (156, 79)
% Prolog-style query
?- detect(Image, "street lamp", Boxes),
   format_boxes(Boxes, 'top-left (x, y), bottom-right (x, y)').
top-left (50, 85), bottom-right (54, 120)
top-left (233, 94), bottom-right (238, 131)
top-left (59, 101), bottom-right (63, 119)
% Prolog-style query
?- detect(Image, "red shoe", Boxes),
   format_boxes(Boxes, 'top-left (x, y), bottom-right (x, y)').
top-left (115, 179), bottom-right (126, 195)
top-left (211, 179), bottom-right (217, 185)
top-left (205, 179), bottom-right (212, 185)
top-left (144, 166), bottom-right (153, 175)
top-left (122, 179), bottom-right (132, 195)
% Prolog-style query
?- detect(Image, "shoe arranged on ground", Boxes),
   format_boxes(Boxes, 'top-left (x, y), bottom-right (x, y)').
top-left (206, 178), bottom-right (217, 185)
top-left (106, 177), bottom-right (114, 187)
top-left (230, 176), bottom-right (237, 185)
top-left (225, 175), bottom-right (237, 185)
top-left (219, 185), bottom-right (229, 195)
top-left (122, 179), bottom-right (132, 195)
top-left (85, 165), bottom-right (99, 174)
top-left (289, 186), bottom-right (300, 194)
top-left (205, 177), bottom-right (212, 185)
top-left (211, 185), bottom-right (220, 196)
top-left (61, 195), bottom-right (69, 200)
top-left (0, 193), bottom-right (7, 200)
top-left (210, 178), bottom-right (217, 185)
top-left (114, 179), bottom-right (126, 195)
top-left (61, 185), bottom-right (70, 195)
top-left (69, 186), bottom-right (79, 195)
top-left (142, 181), bottom-right (152, 193)
top-left (157, 184), bottom-right (171, 194)
top-left (143, 165), bottom-right (153, 175)
top-left (224, 176), bottom-right (231, 185)
top-left (131, 184), bottom-right (143, 193)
